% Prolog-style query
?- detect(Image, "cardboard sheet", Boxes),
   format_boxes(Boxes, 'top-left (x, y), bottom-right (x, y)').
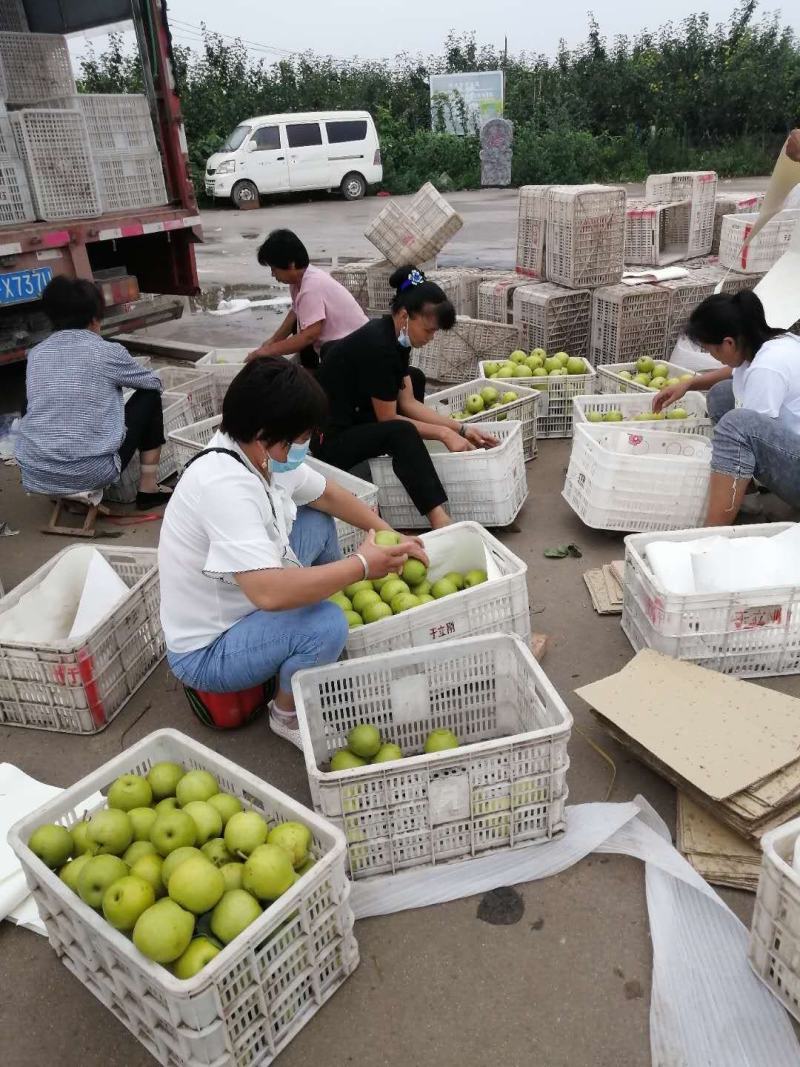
top-left (678, 793), bottom-right (760, 860)
top-left (754, 222), bottom-right (800, 329)
top-left (745, 141), bottom-right (800, 246)
top-left (575, 650), bottom-right (800, 799)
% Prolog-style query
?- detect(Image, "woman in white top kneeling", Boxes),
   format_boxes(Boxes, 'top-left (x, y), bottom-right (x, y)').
top-left (653, 291), bottom-right (800, 525)
top-left (158, 356), bottom-right (426, 747)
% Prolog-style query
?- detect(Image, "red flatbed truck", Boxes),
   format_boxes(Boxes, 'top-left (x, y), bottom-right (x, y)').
top-left (0, 0), bottom-right (201, 366)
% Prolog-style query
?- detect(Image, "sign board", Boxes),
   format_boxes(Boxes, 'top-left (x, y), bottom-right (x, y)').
top-left (429, 70), bottom-right (504, 135)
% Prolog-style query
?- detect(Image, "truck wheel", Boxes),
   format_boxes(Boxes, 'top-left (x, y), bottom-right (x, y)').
top-left (232, 180), bottom-right (260, 209)
top-left (341, 172), bottom-right (366, 201)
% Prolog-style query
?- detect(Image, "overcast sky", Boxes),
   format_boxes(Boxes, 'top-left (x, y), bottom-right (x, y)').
top-left (70, 0), bottom-right (799, 64)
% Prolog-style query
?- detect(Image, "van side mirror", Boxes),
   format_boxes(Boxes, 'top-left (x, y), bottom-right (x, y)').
top-left (245, 140), bottom-right (256, 153)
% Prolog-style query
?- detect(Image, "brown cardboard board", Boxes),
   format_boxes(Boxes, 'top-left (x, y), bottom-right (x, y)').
top-left (677, 794), bottom-right (760, 860)
top-left (583, 569), bottom-right (622, 615)
top-left (575, 650), bottom-right (800, 800)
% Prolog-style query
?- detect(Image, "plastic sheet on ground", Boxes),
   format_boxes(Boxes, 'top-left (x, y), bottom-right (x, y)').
top-left (352, 795), bottom-right (800, 1067)
top-left (207, 296), bottom-right (292, 316)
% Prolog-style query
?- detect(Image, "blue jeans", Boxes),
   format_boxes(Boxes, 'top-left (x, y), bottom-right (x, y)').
top-left (707, 380), bottom-right (800, 508)
top-left (167, 506), bottom-right (348, 693)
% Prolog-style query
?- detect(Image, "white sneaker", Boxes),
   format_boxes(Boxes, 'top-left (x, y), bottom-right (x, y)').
top-left (269, 711), bottom-right (303, 751)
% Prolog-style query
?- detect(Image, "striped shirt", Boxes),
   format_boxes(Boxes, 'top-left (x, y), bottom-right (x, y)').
top-left (15, 329), bottom-right (162, 495)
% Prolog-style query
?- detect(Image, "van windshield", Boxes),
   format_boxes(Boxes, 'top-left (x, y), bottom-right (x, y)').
top-left (220, 125), bottom-right (251, 152)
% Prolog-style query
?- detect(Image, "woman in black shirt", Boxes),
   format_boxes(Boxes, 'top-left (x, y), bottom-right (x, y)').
top-left (313, 265), bottom-right (497, 528)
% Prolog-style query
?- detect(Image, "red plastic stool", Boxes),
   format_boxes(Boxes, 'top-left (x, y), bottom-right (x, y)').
top-left (183, 682), bottom-right (269, 730)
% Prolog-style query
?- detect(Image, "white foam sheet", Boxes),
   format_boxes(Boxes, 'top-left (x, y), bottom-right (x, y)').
top-left (352, 796), bottom-right (800, 1067)
top-left (68, 549), bottom-right (129, 641)
top-left (754, 222), bottom-right (800, 330)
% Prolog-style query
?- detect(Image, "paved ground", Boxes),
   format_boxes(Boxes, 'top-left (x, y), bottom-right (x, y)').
top-left (0, 181), bottom-right (791, 1067)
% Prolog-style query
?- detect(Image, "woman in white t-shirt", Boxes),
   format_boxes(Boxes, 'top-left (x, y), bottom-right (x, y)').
top-left (159, 356), bottom-right (426, 747)
top-left (654, 291), bottom-right (800, 524)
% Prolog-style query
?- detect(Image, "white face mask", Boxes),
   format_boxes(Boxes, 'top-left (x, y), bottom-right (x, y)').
top-left (397, 315), bottom-right (412, 348)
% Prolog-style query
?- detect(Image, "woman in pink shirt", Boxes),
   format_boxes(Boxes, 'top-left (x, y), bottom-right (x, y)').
top-left (249, 229), bottom-right (367, 368)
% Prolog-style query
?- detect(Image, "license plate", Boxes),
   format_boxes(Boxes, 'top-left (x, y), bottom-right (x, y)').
top-left (0, 266), bottom-right (53, 305)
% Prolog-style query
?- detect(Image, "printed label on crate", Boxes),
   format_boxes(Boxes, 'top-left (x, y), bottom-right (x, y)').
top-left (428, 773), bottom-right (471, 825)
top-left (427, 619), bottom-right (458, 641)
top-left (732, 604), bottom-right (783, 630)
top-left (646, 595), bottom-right (665, 627)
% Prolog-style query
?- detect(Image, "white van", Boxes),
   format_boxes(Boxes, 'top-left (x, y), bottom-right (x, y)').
top-left (205, 110), bottom-right (383, 208)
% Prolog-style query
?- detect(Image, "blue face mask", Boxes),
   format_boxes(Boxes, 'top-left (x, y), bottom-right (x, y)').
top-left (398, 326), bottom-right (411, 348)
top-left (269, 440), bottom-right (310, 473)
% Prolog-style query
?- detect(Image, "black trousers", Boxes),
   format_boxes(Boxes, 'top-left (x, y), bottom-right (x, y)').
top-left (119, 390), bottom-right (165, 470)
top-left (313, 367), bottom-right (446, 518)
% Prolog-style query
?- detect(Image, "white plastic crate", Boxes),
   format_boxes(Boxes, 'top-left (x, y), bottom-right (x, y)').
top-left (425, 268), bottom-right (475, 316)
top-left (293, 633), bottom-right (571, 879)
top-left (8, 728), bottom-right (358, 1066)
top-left (365, 257), bottom-right (436, 313)
top-left (153, 366), bottom-right (217, 421)
top-left (719, 210), bottom-right (800, 274)
top-left (0, 102), bottom-right (17, 159)
top-left (94, 151), bottom-right (168, 213)
top-left (167, 414), bottom-right (379, 556)
top-left (590, 283), bottom-right (671, 365)
top-left (624, 199), bottom-right (692, 265)
top-left (329, 258), bottom-right (375, 310)
top-left (0, 0), bottom-right (28, 32)
top-left (712, 191), bottom-right (764, 255)
top-left (104, 391), bottom-right (191, 505)
top-left (411, 316), bottom-right (520, 384)
top-left (0, 31), bottom-right (74, 104)
top-left (365, 183), bottom-right (462, 266)
top-left (369, 419), bottom-right (527, 529)
top-left (597, 360), bottom-right (697, 395)
top-left (0, 155), bottom-right (33, 223)
top-left (0, 546), bottom-right (163, 734)
top-left (10, 109), bottom-right (100, 220)
top-left (426, 377), bottom-right (540, 461)
top-left (622, 523), bottom-right (800, 677)
top-left (459, 268), bottom-right (507, 318)
top-left (512, 282), bottom-right (592, 360)
top-left (343, 522), bottom-right (531, 659)
top-left (645, 171), bottom-right (717, 257)
top-left (750, 815), bottom-right (800, 1018)
top-left (195, 347), bottom-right (249, 406)
top-left (562, 422), bottom-right (711, 532)
top-left (479, 357), bottom-right (597, 439)
top-left (515, 184), bottom-right (551, 277)
top-left (45, 93), bottom-right (157, 156)
top-left (545, 184), bottom-right (626, 289)
top-left (572, 390), bottom-right (711, 437)
top-left (659, 269), bottom-right (719, 355)
top-left (476, 273), bottom-right (524, 323)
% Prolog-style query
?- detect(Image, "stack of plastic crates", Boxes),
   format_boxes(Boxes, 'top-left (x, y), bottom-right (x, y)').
top-left (0, 32), bottom-right (74, 104)
top-left (515, 185), bottom-right (551, 277)
top-left (329, 258), bottom-right (375, 310)
top-left (10, 108), bottom-right (100, 219)
top-left (624, 200), bottom-right (692, 265)
top-left (410, 315), bottom-right (520, 384)
top-left (719, 211), bottom-right (800, 275)
top-left (512, 282), bottom-right (592, 360)
top-left (0, 0), bottom-right (28, 32)
top-left (589, 283), bottom-right (671, 366)
top-left (659, 269), bottom-right (719, 355)
top-left (546, 185), bottom-right (626, 289)
top-left (712, 192), bottom-right (764, 255)
top-left (476, 273), bottom-right (525, 323)
top-left (0, 103), bottom-right (33, 224)
top-left (644, 171), bottom-right (717, 258)
top-left (365, 182), bottom-right (462, 265)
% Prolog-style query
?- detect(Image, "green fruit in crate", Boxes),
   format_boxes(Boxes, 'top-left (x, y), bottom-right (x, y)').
top-left (371, 572), bottom-right (398, 591)
top-left (549, 368), bottom-right (567, 377)
top-left (133, 898), bottom-right (194, 964)
top-left (464, 569), bottom-right (487, 587)
top-left (680, 374), bottom-right (694, 382)
top-left (345, 610), bottom-right (364, 628)
top-left (78, 854), bottom-right (129, 909)
top-left (631, 412), bottom-right (652, 421)
top-left (666, 407), bottom-right (689, 419)
top-left (501, 391), bottom-right (518, 403)
top-left (513, 364), bottom-right (533, 377)
top-left (431, 578), bottom-right (458, 598)
top-left (499, 362), bottom-right (516, 377)
top-left (465, 394), bottom-right (485, 414)
top-left (147, 762), bottom-right (185, 802)
top-left (444, 572), bottom-right (465, 590)
top-left (566, 357), bottom-right (586, 375)
top-left (374, 530), bottom-right (402, 546)
top-left (351, 589), bottom-right (381, 614)
top-left (587, 411), bottom-right (603, 423)
top-left (169, 856), bottom-right (225, 914)
top-left (220, 862), bottom-right (245, 892)
top-left (296, 856), bottom-right (317, 877)
top-left (417, 593), bottom-right (435, 604)
top-left (124, 840), bottom-right (158, 865)
top-left (509, 349), bottom-right (527, 363)
top-left (650, 377), bottom-right (667, 390)
top-left (207, 793), bottom-right (243, 827)
top-left (210, 889), bottom-right (262, 945)
top-left (527, 356), bottom-right (544, 370)
top-left (617, 370), bottom-right (633, 381)
top-left (71, 820), bottom-right (92, 856)
top-left (380, 578), bottom-right (409, 604)
top-left (480, 386), bottom-right (499, 405)
top-left (483, 361), bottom-right (499, 376)
top-left (176, 769), bottom-right (219, 807)
top-left (633, 373), bottom-right (651, 386)
top-left (665, 377), bottom-right (681, 386)
top-left (330, 748), bottom-right (367, 771)
top-left (604, 411), bottom-right (624, 422)
top-left (391, 592), bottom-right (421, 613)
top-left (59, 853), bottom-right (92, 894)
top-left (151, 811), bottom-right (196, 857)
top-left (243, 844), bottom-right (296, 902)
top-left (103, 875), bottom-right (156, 932)
top-left (224, 811), bottom-right (269, 857)
top-left (636, 357), bottom-right (655, 374)
top-left (88, 809), bottom-right (133, 856)
top-left (530, 348), bottom-right (547, 361)
top-left (161, 847), bottom-right (204, 887)
top-left (652, 411), bottom-right (666, 420)
top-left (29, 824), bottom-right (73, 868)
top-left (128, 807), bottom-right (158, 842)
top-left (200, 837), bottom-right (234, 869)
top-left (182, 801), bottom-right (223, 846)
top-left (371, 743), bottom-right (403, 764)
top-left (543, 356), bottom-right (561, 373)
top-left (410, 577), bottom-right (431, 596)
top-left (107, 774), bottom-right (153, 812)
top-left (268, 822), bottom-right (312, 868)
top-left (554, 352), bottom-right (570, 368)
top-left (173, 936), bottom-right (222, 980)
top-left (424, 729), bottom-right (460, 753)
top-left (343, 579), bottom-right (372, 598)
top-left (154, 797), bottom-right (181, 815)
top-left (362, 601), bottom-right (393, 623)
top-left (652, 363), bottom-right (670, 379)
top-left (130, 853), bottom-right (166, 899)
top-left (328, 592), bottom-right (352, 611)
top-left (348, 723), bottom-right (382, 758)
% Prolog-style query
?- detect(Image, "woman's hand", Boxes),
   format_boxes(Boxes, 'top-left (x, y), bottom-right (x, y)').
top-left (357, 530), bottom-right (429, 579)
top-left (441, 428), bottom-right (476, 453)
top-left (464, 426), bottom-right (499, 448)
top-left (653, 380), bottom-right (689, 413)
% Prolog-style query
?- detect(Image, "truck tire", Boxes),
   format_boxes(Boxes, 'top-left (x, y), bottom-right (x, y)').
top-left (232, 180), bottom-right (260, 209)
top-left (341, 172), bottom-right (367, 201)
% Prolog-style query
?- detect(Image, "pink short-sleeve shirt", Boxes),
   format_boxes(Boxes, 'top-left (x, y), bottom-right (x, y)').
top-left (290, 265), bottom-right (368, 351)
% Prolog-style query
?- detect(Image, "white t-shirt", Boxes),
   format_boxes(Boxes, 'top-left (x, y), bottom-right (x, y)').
top-left (732, 334), bottom-right (800, 436)
top-left (158, 431), bottom-right (326, 653)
